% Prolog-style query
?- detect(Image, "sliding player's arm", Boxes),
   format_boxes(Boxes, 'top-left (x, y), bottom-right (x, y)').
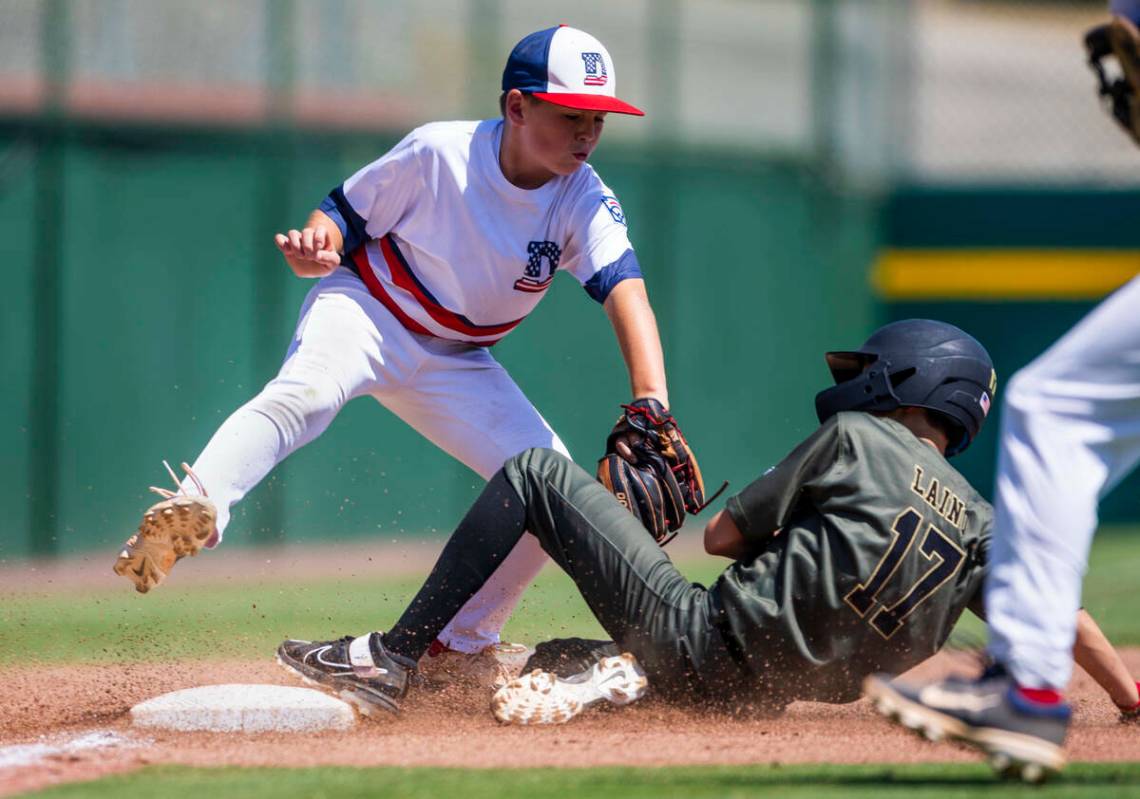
top-left (1073, 608), bottom-right (1140, 719)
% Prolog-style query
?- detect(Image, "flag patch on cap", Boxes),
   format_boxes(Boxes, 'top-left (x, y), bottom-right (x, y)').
top-left (581, 52), bottom-right (608, 86)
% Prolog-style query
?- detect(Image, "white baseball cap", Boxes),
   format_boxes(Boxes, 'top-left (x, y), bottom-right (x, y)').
top-left (501, 25), bottom-right (644, 116)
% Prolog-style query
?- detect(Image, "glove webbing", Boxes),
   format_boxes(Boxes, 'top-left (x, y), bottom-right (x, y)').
top-left (619, 402), bottom-right (729, 513)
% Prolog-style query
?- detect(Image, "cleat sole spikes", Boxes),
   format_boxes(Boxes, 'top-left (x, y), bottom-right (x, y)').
top-left (864, 674), bottom-right (1065, 782)
top-left (491, 653), bottom-right (648, 726)
top-left (116, 461), bottom-right (218, 592)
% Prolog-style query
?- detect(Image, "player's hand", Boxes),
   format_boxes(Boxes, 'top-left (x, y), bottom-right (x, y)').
top-left (274, 226), bottom-right (342, 278)
top-left (1119, 681), bottom-right (1140, 723)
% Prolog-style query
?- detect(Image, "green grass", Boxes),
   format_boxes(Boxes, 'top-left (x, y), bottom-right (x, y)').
top-left (0, 556), bottom-right (726, 665)
top-left (1072, 527), bottom-right (1140, 644)
top-left (3, 528), bottom-right (1139, 666)
top-left (948, 526), bottom-right (1140, 649)
top-left (0, 569), bottom-right (606, 665)
top-left (24, 763), bottom-right (1140, 799)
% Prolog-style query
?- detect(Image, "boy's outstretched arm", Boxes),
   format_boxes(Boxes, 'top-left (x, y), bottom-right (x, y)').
top-left (1073, 608), bottom-right (1140, 716)
top-left (603, 278), bottom-right (669, 408)
top-left (274, 209), bottom-right (344, 278)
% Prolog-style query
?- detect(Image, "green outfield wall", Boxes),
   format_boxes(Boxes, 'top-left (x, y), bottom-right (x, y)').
top-left (0, 120), bottom-right (877, 558)
top-left (878, 187), bottom-right (1140, 523)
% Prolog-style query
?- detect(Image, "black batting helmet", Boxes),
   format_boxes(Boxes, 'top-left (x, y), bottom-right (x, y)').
top-left (814, 319), bottom-right (997, 456)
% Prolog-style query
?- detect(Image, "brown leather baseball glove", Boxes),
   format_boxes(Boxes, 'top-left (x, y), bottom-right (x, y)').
top-left (1086, 15), bottom-right (1140, 146)
top-left (597, 452), bottom-right (685, 544)
top-left (597, 398), bottom-right (725, 544)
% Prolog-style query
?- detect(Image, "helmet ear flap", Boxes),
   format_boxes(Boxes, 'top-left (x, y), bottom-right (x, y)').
top-left (814, 362), bottom-right (902, 423)
top-left (919, 383), bottom-right (988, 456)
top-left (887, 366), bottom-right (917, 389)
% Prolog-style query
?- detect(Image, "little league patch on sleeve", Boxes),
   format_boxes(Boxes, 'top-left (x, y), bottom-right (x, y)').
top-left (601, 196), bottom-right (626, 225)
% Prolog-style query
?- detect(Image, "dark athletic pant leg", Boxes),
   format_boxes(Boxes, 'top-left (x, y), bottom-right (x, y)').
top-left (384, 448), bottom-right (744, 696)
top-left (383, 469), bottom-right (529, 660)
top-left (503, 448), bottom-right (743, 696)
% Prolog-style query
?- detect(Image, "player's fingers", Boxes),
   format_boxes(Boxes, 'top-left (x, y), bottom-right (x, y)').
top-left (288, 229), bottom-right (303, 252)
top-left (274, 233), bottom-right (291, 252)
top-left (314, 226), bottom-right (328, 251)
top-left (301, 227), bottom-right (316, 256)
top-left (315, 250), bottom-right (341, 267)
top-left (616, 439), bottom-right (635, 463)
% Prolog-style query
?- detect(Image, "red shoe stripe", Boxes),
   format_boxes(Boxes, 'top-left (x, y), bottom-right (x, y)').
top-left (1017, 686), bottom-right (1064, 705)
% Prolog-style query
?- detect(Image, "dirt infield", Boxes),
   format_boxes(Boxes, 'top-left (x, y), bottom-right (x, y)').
top-left (2, 651), bottom-right (1138, 797)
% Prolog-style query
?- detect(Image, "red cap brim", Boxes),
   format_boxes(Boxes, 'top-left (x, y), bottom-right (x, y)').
top-left (532, 92), bottom-right (645, 116)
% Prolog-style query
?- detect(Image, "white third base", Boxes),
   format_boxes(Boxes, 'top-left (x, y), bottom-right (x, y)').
top-left (130, 684), bottom-right (355, 733)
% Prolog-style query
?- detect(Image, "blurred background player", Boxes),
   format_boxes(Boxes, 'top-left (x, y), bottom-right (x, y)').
top-left (865, 0), bottom-right (1140, 781)
top-left (276, 320), bottom-right (1138, 731)
top-left (113, 25), bottom-right (680, 675)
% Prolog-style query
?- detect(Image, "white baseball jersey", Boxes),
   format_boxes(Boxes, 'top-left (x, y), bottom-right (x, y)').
top-left (172, 24), bottom-right (654, 655)
top-left (185, 119), bottom-right (643, 653)
top-left (320, 119), bottom-right (640, 345)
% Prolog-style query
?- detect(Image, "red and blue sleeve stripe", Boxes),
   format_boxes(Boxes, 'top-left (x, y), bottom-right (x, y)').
top-left (584, 248), bottom-right (642, 303)
top-left (319, 186), bottom-right (369, 254)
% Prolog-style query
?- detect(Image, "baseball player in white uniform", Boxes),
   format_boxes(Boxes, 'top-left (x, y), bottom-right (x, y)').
top-left (866, 0), bottom-right (1140, 780)
top-left (114, 26), bottom-right (669, 666)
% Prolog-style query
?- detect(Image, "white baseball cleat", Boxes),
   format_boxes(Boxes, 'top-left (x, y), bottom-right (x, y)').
top-left (418, 640), bottom-right (532, 691)
top-left (490, 652), bottom-right (648, 725)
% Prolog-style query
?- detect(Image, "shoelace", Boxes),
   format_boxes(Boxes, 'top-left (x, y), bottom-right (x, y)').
top-left (149, 460), bottom-right (208, 499)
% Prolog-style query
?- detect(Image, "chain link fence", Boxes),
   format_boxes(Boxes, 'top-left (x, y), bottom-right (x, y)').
top-left (907, 0), bottom-right (1137, 184)
top-left (1, 0), bottom-right (1134, 183)
top-left (0, 1), bottom-right (829, 151)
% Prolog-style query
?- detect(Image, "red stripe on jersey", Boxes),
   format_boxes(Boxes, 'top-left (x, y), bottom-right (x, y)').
top-left (350, 247), bottom-right (435, 337)
top-left (378, 235), bottom-right (526, 339)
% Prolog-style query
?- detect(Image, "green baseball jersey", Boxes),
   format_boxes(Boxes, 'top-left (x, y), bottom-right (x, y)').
top-left (711, 411), bottom-right (991, 703)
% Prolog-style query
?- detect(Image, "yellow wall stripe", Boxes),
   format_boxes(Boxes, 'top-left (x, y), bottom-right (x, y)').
top-left (873, 249), bottom-right (1140, 300)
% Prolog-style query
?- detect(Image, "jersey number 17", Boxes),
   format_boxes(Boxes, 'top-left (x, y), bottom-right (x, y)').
top-left (844, 508), bottom-right (966, 639)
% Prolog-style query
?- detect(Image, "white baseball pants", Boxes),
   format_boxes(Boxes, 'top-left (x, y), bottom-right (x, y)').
top-left (986, 275), bottom-right (1140, 689)
top-left (183, 267), bottom-right (569, 652)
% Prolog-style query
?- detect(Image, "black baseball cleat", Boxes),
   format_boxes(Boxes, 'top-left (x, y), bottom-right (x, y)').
top-left (864, 664), bottom-right (1071, 783)
top-left (277, 633), bottom-right (416, 716)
